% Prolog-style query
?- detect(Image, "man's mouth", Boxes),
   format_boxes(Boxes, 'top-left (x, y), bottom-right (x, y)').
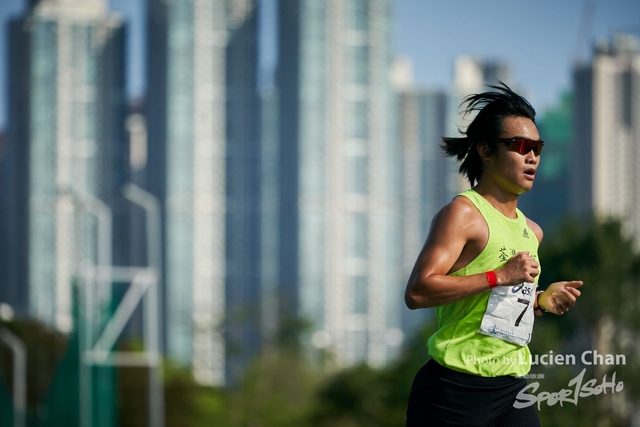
top-left (524, 168), bottom-right (536, 180)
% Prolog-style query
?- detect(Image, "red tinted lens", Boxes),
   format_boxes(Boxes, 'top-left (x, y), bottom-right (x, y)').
top-left (510, 138), bottom-right (543, 155)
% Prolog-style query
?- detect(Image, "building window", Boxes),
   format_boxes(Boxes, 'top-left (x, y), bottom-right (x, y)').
top-left (349, 156), bottom-right (368, 194)
top-left (351, 276), bottom-right (368, 314)
top-left (346, 0), bottom-right (368, 31)
top-left (348, 45), bottom-right (369, 84)
top-left (349, 212), bottom-right (368, 258)
top-left (348, 100), bottom-right (368, 139)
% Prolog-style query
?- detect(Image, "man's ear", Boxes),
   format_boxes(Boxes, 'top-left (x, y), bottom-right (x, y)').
top-left (477, 143), bottom-right (493, 161)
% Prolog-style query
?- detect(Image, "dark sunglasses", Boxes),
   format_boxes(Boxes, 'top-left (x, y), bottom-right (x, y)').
top-left (496, 138), bottom-right (544, 156)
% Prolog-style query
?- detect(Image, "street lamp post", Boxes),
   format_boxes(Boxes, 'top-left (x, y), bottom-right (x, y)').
top-left (60, 188), bottom-right (112, 427)
top-left (0, 326), bottom-right (27, 427)
top-left (122, 183), bottom-right (164, 427)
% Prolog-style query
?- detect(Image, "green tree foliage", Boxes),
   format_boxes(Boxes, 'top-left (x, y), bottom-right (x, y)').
top-left (311, 363), bottom-right (388, 427)
top-left (310, 322), bottom-right (438, 427)
top-left (541, 218), bottom-right (640, 329)
top-left (116, 339), bottom-right (227, 427)
top-left (163, 361), bottom-right (227, 427)
top-left (219, 316), bottom-right (322, 427)
top-left (118, 359), bottom-right (228, 427)
top-left (119, 317), bottom-right (321, 427)
top-left (0, 319), bottom-right (67, 411)
top-left (117, 364), bottom-right (148, 427)
top-left (223, 347), bottom-right (321, 427)
top-left (530, 217), bottom-right (640, 426)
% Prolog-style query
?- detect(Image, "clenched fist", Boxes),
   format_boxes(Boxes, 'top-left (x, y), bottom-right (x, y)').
top-left (495, 251), bottom-right (539, 286)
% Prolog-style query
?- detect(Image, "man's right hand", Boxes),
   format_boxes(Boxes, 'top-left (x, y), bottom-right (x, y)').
top-left (495, 252), bottom-right (539, 286)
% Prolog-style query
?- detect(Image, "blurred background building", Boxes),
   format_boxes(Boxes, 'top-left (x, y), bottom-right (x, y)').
top-left (145, 0), bottom-right (261, 385)
top-left (392, 56), bottom-right (460, 336)
top-left (454, 55), bottom-right (513, 99)
top-left (571, 33), bottom-right (640, 247)
top-left (0, 0), bottom-right (127, 332)
top-left (276, 0), bottom-right (404, 367)
top-left (258, 86), bottom-right (280, 351)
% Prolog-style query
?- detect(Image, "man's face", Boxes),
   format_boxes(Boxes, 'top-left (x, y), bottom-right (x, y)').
top-left (482, 116), bottom-right (541, 195)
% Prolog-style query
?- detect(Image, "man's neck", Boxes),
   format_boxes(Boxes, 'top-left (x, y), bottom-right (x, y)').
top-left (472, 180), bottom-right (520, 219)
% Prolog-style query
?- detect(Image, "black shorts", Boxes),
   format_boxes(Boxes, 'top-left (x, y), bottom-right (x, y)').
top-left (406, 359), bottom-right (540, 427)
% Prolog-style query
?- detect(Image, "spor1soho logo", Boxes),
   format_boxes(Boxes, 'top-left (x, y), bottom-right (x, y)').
top-left (514, 350), bottom-right (626, 410)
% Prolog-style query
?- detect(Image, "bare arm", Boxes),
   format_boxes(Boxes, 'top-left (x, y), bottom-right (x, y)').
top-left (405, 198), bottom-right (540, 309)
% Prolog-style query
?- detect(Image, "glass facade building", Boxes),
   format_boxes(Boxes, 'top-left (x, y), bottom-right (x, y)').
top-left (277, 0), bottom-right (403, 366)
top-left (571, 34), bottom-right (640, 247)
top-left (1, 0), bottom-right (126, 332)
top-left (396, 87), bottom-right (460, 336)
top-left (146, 0), bottom-right (260, 385)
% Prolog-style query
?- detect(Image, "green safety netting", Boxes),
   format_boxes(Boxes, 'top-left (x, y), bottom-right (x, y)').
top-left (38, 282), bottom-right (119, 427)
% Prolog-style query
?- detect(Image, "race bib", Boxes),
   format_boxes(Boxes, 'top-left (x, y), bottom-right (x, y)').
top-left (479, 282), bottom-right (537, 346)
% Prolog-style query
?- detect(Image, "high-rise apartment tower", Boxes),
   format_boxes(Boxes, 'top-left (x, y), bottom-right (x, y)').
top-left (276, 0), bottom-right (403, 366)
top-left (1, 0), bottom-right (126, 332)
top-left (146, 0), bottom-right (261, 385)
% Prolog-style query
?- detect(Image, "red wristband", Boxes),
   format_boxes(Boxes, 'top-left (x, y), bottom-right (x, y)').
top-left (486, 271), bottom-right (497, 288)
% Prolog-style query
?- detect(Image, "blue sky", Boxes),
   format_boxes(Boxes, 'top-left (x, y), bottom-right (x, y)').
top-left (1, 0), bottom-right (639, 130)
top-left (395, 0), bottom-right (640, 108)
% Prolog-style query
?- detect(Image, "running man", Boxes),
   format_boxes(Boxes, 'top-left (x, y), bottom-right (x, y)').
top-left (404, 83), bottom-right (583, 426)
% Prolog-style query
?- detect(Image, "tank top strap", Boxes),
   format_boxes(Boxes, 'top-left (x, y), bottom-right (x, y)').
top-left (456, 189), bottom-right (525, 227)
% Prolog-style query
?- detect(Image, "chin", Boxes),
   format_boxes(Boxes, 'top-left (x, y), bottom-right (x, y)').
top-left (517, 182), bottom-right (534, 194)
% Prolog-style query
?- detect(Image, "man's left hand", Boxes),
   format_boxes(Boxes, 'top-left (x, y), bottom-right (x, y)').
top-left (539, 281), bottom-right (583, 315)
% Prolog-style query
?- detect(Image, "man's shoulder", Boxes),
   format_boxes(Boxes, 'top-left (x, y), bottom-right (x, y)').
top-left (435, 196), bottom-right (484, 229)
top-left (524, 216), bottom-right (544, 244)
top-left (427, 195), bottom-right (488, 257)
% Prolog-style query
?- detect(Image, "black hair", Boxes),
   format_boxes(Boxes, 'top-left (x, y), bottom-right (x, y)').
top-left (441, 81), bottom-right (537, 186)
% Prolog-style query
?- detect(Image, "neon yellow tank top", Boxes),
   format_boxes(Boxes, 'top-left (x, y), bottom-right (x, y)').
top-left (427, 189), bottom-right (540, 377)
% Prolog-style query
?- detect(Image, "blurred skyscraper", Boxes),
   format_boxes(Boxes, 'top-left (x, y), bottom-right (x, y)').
top-left (571, 33), bottom-right (640, 245)
top-left (125, 99), bottom-right (148, 270)
top-left (146, 0), bottom-right (260, 385)
top-left (0, 0), bottom-right (126, 331)
top-left (276, 0), bottom-right (403, 367)
top-left (259, 86), bottom-right (280, 347)
top-left (392, 56), bottom-right (460, 336)
top-left (454, 55), bottom-right (512, 99)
